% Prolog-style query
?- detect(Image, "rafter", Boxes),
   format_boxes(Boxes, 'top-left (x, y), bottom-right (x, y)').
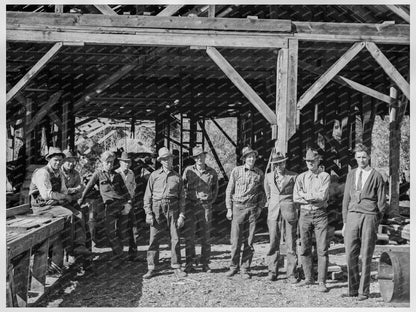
top-left (157, 5), bottom-right (183, 17)
top-left (94, 5), bottom-right (117, 16)
top-left (297, 41), bottom-right (365, 109)
top-left (384, 5), bottom-right (410, 23)
top-left (6, 42), bottom-right (62, 103)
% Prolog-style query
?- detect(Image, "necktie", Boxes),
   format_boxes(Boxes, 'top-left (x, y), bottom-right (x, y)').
top-left (357, 170), bottom-right (363, 191)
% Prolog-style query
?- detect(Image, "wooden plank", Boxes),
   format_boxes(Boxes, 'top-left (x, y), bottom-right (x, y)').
top-left (157, 5), bottom-right (183, 17)
top-left (298, 60), bottom-right (394, 105)
top-left (6, 42), bottom-right (62, 103)
top-left (6, 204), bottom-right (31, 218)
top-left (276, 47), bottom-right (289, 153)
top-left (293, 21), bottom-right (409, 45)
top-left (385, 5), bottom-right (410, 23)
top-left (208, 5), bottom-right (216, 17)
top-left (287, 38), bottom-right (298, 140)
top-left (54, 5), bottom-right (63, 14)
top-left (26, 91), bottom-right (63, 133)
top-left (94, 5), bottom-right (118, 16)
top-left (7, 28), bottom-right (288, 49)
top-left (98, 129), bottom-right (116, 144)
top-left (7, 218), bottom-right (65, 259)
top-left (297, 41), bottom-right (365, 110)
top-left (365, 42), bottom-right (410, 100)
top-left (206, 46), bottom-right (277, 124)
top-left (30, 239), bottom-right (49, 294)
top-left (389, 87), bottom-right (400, 217)
top-left (6, 11), bottom-right (292, 33)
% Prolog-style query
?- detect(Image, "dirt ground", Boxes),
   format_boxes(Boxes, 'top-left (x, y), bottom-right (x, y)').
top-left (34, 233), bottom-right (410, 308)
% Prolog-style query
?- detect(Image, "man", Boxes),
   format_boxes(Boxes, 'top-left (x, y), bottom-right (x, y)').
top-left (264, 152), bottom-right (298, 282)
top-left (293, 148), bottom-right (330, 292)
top-left (341, 143), bottom-right (386, 300)
top-left (60, 149), bottom-right (84, 203)
top-left (29, 146), bottom-right (90, 256)
top-left (78, 151), bottom-right (132, 268)
top-left (225, 146), bottom-right (265, 279)
top-left (115, 151), bottom-right (140, 261)
top-left (182, 147), bottom-right (219, 273)
top-left (143, 147), bottom-right (187, 279)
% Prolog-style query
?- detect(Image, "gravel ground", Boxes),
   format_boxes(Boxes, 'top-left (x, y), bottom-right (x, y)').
top-left (35, 235), bottom-right (410, 308)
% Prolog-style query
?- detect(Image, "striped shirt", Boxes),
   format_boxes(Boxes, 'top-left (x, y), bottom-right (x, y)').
top-left (225, 165), bottom-right (264, 209)
top-left (293, 169), bottom-right (330, 210)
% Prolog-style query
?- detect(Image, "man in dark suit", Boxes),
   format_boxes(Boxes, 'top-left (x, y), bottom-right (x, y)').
top-left (264, 152), bottom-right (298, 282)
top-left (341, 143), bottom-right (386, 300)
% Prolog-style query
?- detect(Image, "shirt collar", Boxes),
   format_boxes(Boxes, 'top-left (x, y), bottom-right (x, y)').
top-left (244, 164), bottom-right (255, 171)
top-left (193, 164), bottom-right (207, 173)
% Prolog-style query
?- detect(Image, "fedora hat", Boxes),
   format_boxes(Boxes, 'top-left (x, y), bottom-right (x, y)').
top-left (192, 147), bottom-right (207, 158)
top-left (270, 152), bottom-right (288, 164)
top-left (100, 151), bottom-right (115, 162)
top-left (118, 151), bottom-right (131, 162)
top-left (62, 149), bottom-right (78, 161)
top-left (303, 149), bottom-right (322, 161)
top-left (45, 147), bottom-right (65, 160)
top-left (157, 147), bottom-right (174, 161)
top-left (240, 146), bottom-right (258, 160)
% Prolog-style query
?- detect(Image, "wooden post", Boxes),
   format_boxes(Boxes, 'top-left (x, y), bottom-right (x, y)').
top-left (12, 250), bottom-right (31, 307)
top-left (24, 98), bottom-right (33, 165)
top-left (389, 87), bottom-right (400, 217)
top-left (30, 240), bottom-right (50, 295)
top-left (276, 38), bottom-right (298, 154)
top-left (62, 94), bottom-right (74, 151)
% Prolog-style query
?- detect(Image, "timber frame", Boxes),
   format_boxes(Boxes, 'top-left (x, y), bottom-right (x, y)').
top-left (6, 5), bottom-right (410, 212)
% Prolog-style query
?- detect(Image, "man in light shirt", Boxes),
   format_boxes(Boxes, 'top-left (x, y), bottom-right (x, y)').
top-left (341, 143), bottom-right (386, 301)
top-left (293, 148), bottom-right (330, 292)
top-left (29, 147), bottom-right (91, 256)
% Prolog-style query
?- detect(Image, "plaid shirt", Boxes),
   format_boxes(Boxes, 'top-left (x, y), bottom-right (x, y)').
top-left (225, 164), bottom-right (264, 209)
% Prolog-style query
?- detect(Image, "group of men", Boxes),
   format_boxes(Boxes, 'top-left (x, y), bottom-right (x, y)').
top-left (29, 142), bottom-right (386, 301)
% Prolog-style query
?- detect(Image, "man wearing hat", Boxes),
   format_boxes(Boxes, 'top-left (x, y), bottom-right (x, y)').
top-left (115, 151), bottom-right (140, 261)
top-left (78, 150), bottom-right (132, 268)
top-left (264, 152), bottom-right (298, 282)
top-left (225, 146), bottom-right (265, 279)
top-left (182, 147), bottom-right (219, 273)
top-left (29, 146), bottom-right (91, 256)
top-left (61, 149), bottom-right (84, 203)
top-left (293, 148), bottom-right (331, 292)
top-left (142, 147), bottom-right (187, 279)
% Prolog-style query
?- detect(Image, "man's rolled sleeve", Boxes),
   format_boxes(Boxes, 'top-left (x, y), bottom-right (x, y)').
top-left (35, 169), bottom-right (67, 201)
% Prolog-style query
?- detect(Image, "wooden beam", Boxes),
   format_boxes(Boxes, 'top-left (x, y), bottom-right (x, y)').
top-left (157, 5), bottom-right (183, 17)
top-left (73, 64), bottom-right (137, 110)
top-left (206, 46), bottom-right (277, 125)
top-left (287, 38), bottom-right (298, 140)
top-left (385, 5), bottom-right (410, 23)
top-left (209, 117), bottom-right (236, 147)
top-left (94, 5), bottom-right (118, 16)
top-left (297, 41), bottom-right (365, 109)
top-left (298, 60), bottom-right (394, 104)
top-left (293, 21), bottom-right (409, 45)
top-left (98, 129), bottom-right (117, 144)
top-left (6, 42), bottom-right (62, 103)
top-left (365, 42), bottom-right (410, 100)
top-left (27, 91), bottom-right (63, 133)
top-left (276, 47), bottom-right (288, 153)
top-left (198, 121), bottom-right (228, 180)
top-left (208, 5), bottom-right (216, 18)
top-left (54, 5), bottom-right (63, 14)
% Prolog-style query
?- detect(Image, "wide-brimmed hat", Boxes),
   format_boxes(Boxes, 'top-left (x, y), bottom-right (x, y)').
top-left (270, 152), bottom-right (288, 164)
top-left (157, 147), bottom-right (174, 161)
top-left (62, 149), bottom-right (78, 161)
top-left (118, 151), bottom-right (131, 162)
top-left (45, 147), bottom-right (65, 160)
top-left (192, 147), bottom-right (208, 158)
top-left (240, 146), bottom-right (258, 160)
top-left (100, 151), bottom-right (115, 162)
top-left (303, 149), bottom-right (322, 161)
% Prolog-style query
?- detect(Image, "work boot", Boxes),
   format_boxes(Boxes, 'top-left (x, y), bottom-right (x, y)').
top-left (287, 276), bottom-right (299, 284)
top-left (143, 270), bottom-right (155, 279)
top-left (357, 294), bottom-right (368, 301)
top-left (296, 279), bottom-right (314, 287)
top-left (225, 268), bottom-right (238, 277)
top-left (317, 282), bottom-right (329, 292)
top-left (267, 273), bottom-right (277, 281)
top-left (174, 268), bottom-right (188, 278)
top-left (241, 271), bottom-right (251, 280)
top-left (184, 265), bottom-right (197, 274)
top-left (202, 265), bottom-right (212, 273)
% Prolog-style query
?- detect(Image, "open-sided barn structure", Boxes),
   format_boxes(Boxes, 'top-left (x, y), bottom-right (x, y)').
top-left (6, 4), bottom-right (410, 211)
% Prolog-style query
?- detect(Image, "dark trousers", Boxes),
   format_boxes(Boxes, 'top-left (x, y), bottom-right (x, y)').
top-left (267, 215), bottom-right (297, 276)
top-left (147, 201), bottom-right (181, 270)
top-left (230, 203), bottom-right (257, 272)
top-left (299, 208), bottom-right (328, 283)
top-left (184, 201), bottom-right (212, 267)
top-left (32, 204), bottom-right (87, 249)
top-left (117, 207), bottom-right (138, 255)
top-left (345, 211), bottom-right (378, 296)
top-left (104, 200), bottom-right (125, 259)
